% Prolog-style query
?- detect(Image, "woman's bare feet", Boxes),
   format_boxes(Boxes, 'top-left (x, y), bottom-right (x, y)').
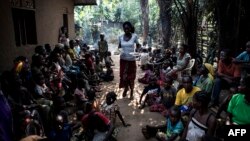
top-left (122, 89), bottom-right (128, 98)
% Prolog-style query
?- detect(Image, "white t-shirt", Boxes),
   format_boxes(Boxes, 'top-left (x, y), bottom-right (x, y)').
top-left (140, 52), bottom-right (149, 65)
top-left (119, 33), bottom-right (139, 61)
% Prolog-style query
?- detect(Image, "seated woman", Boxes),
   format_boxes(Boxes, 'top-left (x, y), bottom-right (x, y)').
top-left (226, 75), bottom-right (250, 125)
top-left (193, 64), bottom-right (214, 94)
top-left (180, 91), bottom-right (217, 141)
top-left (167, 44), bottom-right (191, 80)
top-left (142, 106), bottom-right (184, 141)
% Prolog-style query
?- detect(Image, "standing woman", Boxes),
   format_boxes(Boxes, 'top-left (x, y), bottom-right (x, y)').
top-left (118, 21), bottom-right (140, 100)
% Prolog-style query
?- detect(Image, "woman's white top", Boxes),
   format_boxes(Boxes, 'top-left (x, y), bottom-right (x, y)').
top-left (140, 52), bottom-right (149, 65)
top-left (176, 52), bottom-right (191, 70)
top-left (119, 33), bottom-right (139, 61)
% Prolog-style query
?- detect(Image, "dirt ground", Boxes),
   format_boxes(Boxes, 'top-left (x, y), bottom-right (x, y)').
top-left (98, 50), bottom-right (165, 141)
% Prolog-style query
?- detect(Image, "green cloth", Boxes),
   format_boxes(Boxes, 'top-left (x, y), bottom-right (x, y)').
top-left (195, 75), bottom-right (213, 94)
top-left (227, 93), bottom-right (250, 125)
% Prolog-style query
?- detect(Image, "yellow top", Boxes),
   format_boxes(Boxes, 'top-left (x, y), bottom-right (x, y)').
top-left (175, 86), bottom-right (201, 106)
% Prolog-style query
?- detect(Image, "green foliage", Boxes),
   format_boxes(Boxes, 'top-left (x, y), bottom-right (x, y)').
top-left (74, 0), bottom-right (160, 44)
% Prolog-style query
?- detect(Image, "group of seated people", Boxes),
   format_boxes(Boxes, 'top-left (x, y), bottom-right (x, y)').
top-left (0, 38), bottom-right (117, 141)
top-left (1, 39), bottom-right (250, 141)
top-left (138, 43), bottom-right (190, 85)
top-left (138, 42), bottom-right (250, 141)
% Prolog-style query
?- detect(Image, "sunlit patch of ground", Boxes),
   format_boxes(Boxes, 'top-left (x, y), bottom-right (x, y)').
top-left (97, 49), bottom-right (165, 141)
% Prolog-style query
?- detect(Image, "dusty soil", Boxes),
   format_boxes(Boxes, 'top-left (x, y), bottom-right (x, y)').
top-left (98, 49), bottom-right (165, 141)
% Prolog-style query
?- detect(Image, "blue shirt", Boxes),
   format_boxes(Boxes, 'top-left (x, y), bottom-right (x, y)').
top-left (236, 51), bottom-right (250, 62)
top-left (166, 118), bottom-right (184, 138)
top-left (49, 123), bottom-right (72, 141)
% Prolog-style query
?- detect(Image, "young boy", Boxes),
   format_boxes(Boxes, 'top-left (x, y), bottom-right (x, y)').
top-left (98, 33), bottom-right (108, 63)
top-left (142, 106), bottom-right (184, 141)
top-left (139, 75), bottom-right (161, 109)
top-left (101, 91), bottom-right (130, 127)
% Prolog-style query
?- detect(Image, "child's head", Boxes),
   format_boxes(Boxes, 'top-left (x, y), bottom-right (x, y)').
top-left (105, 62), bottom-right (112, 68)
top-left (192, 91), bottom-right (210, 109)
top-left (100, 33), bottom-right (105, 40)
top-left (169, 106), bottom-right (181, 125)
top-left (163, 76), bottom-right (173, 88)
top-left (107, 51), bottom-right (111, 56)
top-left (164, 49), bottom-right (172, 57)
top-left (106, 91), bottom-right (117, 105)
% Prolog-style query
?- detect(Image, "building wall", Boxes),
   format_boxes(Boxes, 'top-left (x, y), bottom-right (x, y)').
top-left (0, 0), bottom-right (75, 73)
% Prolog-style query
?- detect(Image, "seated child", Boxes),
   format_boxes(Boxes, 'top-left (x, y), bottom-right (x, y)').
top-left (158, 61), bottom-right (172, 86)
top-left (138, 63), bottom-right (154, 84)
top-left (105, 51), bottom-right (114, 66)
top-left (49, 110), bottom-right (72, 141)
top-left (101, 91), bottom-right (130, 127)
top-left (142, 106), bottom-right (184, 141)
top-left (99, 62), bottom-right (114, 82)
top-left (139, 75), bottom-right (161, 109)
top-left (95, 55), bottom-right (104, 75)
top-left (140, 48), bottom-right (149, 70)
top-left (150, 76), bottom-right (177, 116)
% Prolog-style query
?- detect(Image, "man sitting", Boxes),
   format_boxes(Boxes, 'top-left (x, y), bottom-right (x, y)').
top-left (210, 49), bottom-right (241, 107)
top-left (175, 76), bottom-right (201, 116)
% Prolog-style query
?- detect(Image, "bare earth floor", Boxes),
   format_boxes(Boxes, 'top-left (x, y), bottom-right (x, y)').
top-left (98, 53), bottom-right (165, 141)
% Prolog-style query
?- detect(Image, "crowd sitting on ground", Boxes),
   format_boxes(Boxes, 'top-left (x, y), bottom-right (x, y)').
top-left (138, 41), bottom-right (250, 140)
top-left (0, 37), bottom-right (117, 141)
top-left (1, 32), bottom-right (250, 141)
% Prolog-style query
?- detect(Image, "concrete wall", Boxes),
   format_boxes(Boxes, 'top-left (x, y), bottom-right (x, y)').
top-left (0, 0), bottom-right (75, 73)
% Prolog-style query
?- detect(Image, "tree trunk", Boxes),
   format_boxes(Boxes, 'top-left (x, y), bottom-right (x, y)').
top-left (140, 0), bottom-right (149, 44)
top-left (216, 0), bottom-right (241, 55)
top-left (186, 0), bottom-right (198, 58)
top-left (157, 0), bottom-right (172, 49)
